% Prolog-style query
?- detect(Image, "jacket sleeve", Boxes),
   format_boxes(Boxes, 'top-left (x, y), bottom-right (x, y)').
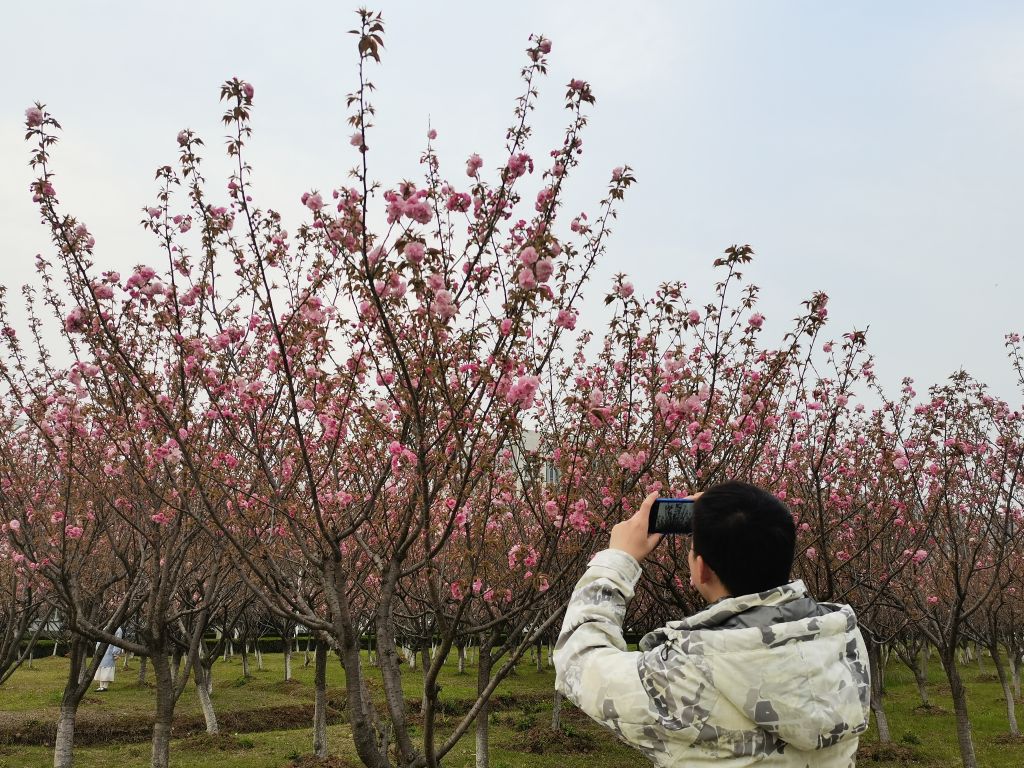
top-left (553, 549), bottom-right (666, 756)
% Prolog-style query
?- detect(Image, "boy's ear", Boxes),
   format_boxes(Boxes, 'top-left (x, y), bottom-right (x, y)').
top-left (693, 554), bottom-right (709, 585)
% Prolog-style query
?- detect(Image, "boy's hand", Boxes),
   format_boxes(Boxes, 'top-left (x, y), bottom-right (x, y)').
top-left (609, 492), bottom-right (663, 563)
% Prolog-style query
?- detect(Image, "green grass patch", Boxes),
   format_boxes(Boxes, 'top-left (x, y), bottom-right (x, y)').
top-left (0, 651), bottom-right (1021, 767)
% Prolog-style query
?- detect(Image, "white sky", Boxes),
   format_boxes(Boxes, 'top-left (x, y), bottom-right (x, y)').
top-left (1, 1), bottom-right (1021, 403)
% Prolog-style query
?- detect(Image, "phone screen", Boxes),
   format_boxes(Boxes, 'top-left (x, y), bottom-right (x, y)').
top-left (649, 498), bottom-right (694, 535)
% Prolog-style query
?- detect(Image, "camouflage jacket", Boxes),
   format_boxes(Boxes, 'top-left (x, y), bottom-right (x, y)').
top-left (554, 549), bottom-right (870, 767)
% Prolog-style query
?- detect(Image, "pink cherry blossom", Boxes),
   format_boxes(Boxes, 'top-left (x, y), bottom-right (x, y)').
top-left (506, 153), bottom-right (533, 178)
top-left (8, 519), bottom-right (20, 531)
top-left (617, 281), bottom-right (634, 299)
top-left (506, 375), bottom-right (540, 409)
top-left (302, 192), bottom-right (324, 212)
top-left (466, 153), bottom-right (483, 176)
top-left (404, 242), bottom-right (425, 264)
top-left (748, 313), bottom-right (765, 329)
top-left (517, 268), bottom-right (537, 289)
top-left (534, 258), bottom-right (554, 282)
top-left (25, 106), bottom-right (43, 127)
top-left (555, 309), bottom-right (577, 330)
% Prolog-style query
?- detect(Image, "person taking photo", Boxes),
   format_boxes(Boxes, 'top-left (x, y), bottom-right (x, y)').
top-left (554, 481), bottom-right (870, 766)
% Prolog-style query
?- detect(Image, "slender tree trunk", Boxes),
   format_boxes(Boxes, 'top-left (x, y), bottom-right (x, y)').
top-left (535, 639), bottom-right (543, 673)
top-left (313, 639), bottom-right (328, 758)
top-left (912, 647), bottom-right (930, 707)
top-left (194, 661), bottom-right (218, 734)
top-left (241, 642), bottom-right (251, 679)
top-left (476, 635), bottom-right (493, 768)
top-left (256, 643), bottom-right (264, 671)
top-left (989, 643), bottom-right (1020, 736)
top-left (458, 644), bottom-right (466, 675)
top-left (169, 647), bottom-right (182, 687)
top-left (375, 612), bottom-right (416, 764)
top-left (137, 656), bottom-right (148, 686)
top-left (1008, 646), bottom-right (1020, 700)
top-left (866, 635), bottom-right (891, 742)
top-left (944, 648), bottom-right (979, 768)
top-left (421, 645), bottom-right (431, 714)
top-left (53, 636), bottom-right (98, 768)
top-left (284, 634), bottom-right (293, 682)
top-left (53, 703), bottom-right (77, 768)
top-left (551, 689), bottom-right (563, 731)
top-left (150, 653), bottom-right (175, 768)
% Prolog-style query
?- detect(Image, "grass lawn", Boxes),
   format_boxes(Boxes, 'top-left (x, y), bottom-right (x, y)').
top-left (0, 649), bottom-right (1021, 767)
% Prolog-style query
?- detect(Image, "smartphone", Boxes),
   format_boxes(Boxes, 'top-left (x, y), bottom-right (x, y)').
top-left (648, 498), bottom-right (695, 535)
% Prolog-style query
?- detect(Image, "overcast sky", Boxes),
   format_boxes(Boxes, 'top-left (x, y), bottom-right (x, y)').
top-left (1, 1), bottom-right (1021, 403)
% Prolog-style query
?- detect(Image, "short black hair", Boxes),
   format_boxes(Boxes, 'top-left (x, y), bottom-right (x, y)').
top-left (691, 481), bottom-right (795, 597)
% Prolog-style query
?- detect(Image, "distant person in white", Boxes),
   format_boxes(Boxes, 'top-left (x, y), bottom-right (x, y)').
top-left (94, 628), bottom-right (123, 692)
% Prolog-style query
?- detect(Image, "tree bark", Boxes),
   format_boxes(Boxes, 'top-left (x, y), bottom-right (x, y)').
top-left (53, 635), bottom-right (103, 768)
top-left (913, 647), bottom-right (929, 708)
top-left (151, 653), bottom-right (175, 768)
top-left (944, 648), bottom-right (979, 768)
top-left (241, 642), bottom-right (251, 679)
top-left (194, 660), bottom-right (218, 734)
top-left (1009, 645), bottom-right (1020, 700)
top-left (989, 643), bottom-right (1020, 736)
top-left (551, 689), bottom-right (563, 731)
top-left (137, 655), bottom-right (148, 686)
top-left (475, 635), bottom-right (493, 768)
top-left (53, 703), bottom-right (77, 768)
top-left (458, 644), bottom-right (466, 675)
top-left (284, 633), bottom-right (293, 682)
top-left (313, 638), bottom-right (328, 758)
top-left (866, 635), bottom-right (891, 742)
top-left (421, 645), bottom-right (431, 714)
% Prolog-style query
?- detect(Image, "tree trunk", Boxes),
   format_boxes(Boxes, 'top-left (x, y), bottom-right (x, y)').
top-left (284, 634), bottom-right (293, 682)
top-left (912, 647), bottom-right (930, 707)
top-left (241, 642), bottom-right (251, 679)
top-left (458, 644), bottom-right (466, 675)
top-left (989, 643), bottom-right (1020, 736)
top-left (256, 643), bottom-right (264, 671)
top-left (194, 661), bottom-right (218, 734)
top-left (866, 635), bottom-right (891, 742)
top-left (535, 639), bottom-right (543, 673)
top-left (137, 656), bottom-right (148, 686)
top-left (1009, 646), bottom-right (1020, 700)
top-left (475, 635), bottom-right (493, 768)
top-left (313, 639), bottom-right (328, 758)
top-left (150, 653), bottom-right (175, 768)
top-left (944, 648), bottom-right (979, 768)
top-left (54, 703), bottom-right (78, 768)
top-left (421, 645), bottom-right (431, 714)
top-left (551, 689), bottom-right (563, 731)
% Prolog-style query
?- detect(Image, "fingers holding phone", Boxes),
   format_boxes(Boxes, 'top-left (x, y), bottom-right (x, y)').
top-left (609, 492), bottom-right (664, 562)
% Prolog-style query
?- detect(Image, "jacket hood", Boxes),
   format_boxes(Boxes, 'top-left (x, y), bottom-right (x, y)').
top-left (640, 581), bottom-right (870, 752)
